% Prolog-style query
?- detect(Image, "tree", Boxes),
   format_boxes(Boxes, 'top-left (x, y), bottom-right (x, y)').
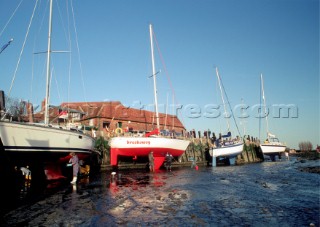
top-left (95, 136), bottom-right (110, 164)
top-left (3, 96), bottom-right (26, 121)
top-left (298, 141), bottom-right (313, 152)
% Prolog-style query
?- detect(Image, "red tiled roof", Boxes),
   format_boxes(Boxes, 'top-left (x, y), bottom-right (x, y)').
top-left (60, 101), bottom-right (186, 129)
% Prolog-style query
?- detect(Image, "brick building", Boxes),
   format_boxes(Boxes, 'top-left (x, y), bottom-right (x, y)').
top-left (31, 101), bottom-right (187, 138)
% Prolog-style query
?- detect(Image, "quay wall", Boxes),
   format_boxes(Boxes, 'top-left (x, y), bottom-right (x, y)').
top-left (96, 136), bottom-right (263, 170)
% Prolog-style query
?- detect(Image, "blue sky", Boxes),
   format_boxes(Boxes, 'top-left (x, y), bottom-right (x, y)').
top-left (0, 0), bottom-right (318, 149)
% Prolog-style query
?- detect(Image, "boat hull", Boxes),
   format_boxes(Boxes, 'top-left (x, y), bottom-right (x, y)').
top-left (0, 121), bottom-right (95, 153)
top-left (0, 121), bottom-right (97, 180)
top-left (260, 143), bottom-right (286, 155)
top-left (109, 136), bottom-right (190, 170)
top-left (210, 142), bottom-right (243, 158)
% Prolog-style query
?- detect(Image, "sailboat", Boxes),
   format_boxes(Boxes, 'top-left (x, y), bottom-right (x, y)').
top-left (109, 24), bottom-right (190, 170)
top-left (259, 74), bottom-right (286, 160)
top-left (209, 67), bottom-right (243, 166)
top-left (0, 0), bottom-right (97, 180)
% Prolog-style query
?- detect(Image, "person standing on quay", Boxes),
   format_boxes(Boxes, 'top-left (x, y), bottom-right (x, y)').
top-left (69, 152), bottom-right (79, 184)
top-left (148, 151), bottom-right (155, 172)
top-left (285, 151), bottom-right (290, 161)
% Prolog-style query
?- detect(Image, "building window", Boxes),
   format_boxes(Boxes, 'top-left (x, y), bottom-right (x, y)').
top-left (103, 121), bottom-right (110, 129)
top-left (71, 112), bottom-right (81, 121)
top-left (118, 122), bottom-right (122, 128)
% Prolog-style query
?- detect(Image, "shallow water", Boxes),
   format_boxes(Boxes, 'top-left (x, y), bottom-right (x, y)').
top-left (2, 158), bottom-right (319, 226)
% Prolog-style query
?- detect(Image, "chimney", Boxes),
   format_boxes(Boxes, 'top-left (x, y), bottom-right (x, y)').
top-left (41, 98), bottom-right (46, 112)
top-left (27, 102), bottom-right (34, 123)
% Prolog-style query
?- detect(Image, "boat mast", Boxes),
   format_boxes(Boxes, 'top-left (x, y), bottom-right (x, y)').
top-left (149, 24), bottom-right (160, 130)
top-left (260, 74), bottom-right (270, 139)
top-left (240, 98), bottom-right (246, 135)
top-left (215, 67), bottom-right (230, 131)
top-left (44, 0), bottom-right (53, 125)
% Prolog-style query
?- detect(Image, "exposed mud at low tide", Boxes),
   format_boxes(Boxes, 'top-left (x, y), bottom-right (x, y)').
top-left (2, 158), bottom-right (319, 226)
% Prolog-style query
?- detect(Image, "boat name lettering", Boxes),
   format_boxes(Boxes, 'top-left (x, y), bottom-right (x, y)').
top-left (127, 140), bottom-right (151, 145)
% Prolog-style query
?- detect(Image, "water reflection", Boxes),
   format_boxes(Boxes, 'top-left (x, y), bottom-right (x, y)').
top-left (107, 171), bottom-right (153, 194)
top-left (106, 169), bottom-right (188, 194)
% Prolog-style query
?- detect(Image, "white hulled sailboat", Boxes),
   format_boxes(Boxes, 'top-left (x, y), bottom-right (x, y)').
top-left (259, 74), bottom-right (286, 159)
top-left (0, 0), bottom-right (97, 180)
top-left (210, 67), bottom-right (243, 166)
